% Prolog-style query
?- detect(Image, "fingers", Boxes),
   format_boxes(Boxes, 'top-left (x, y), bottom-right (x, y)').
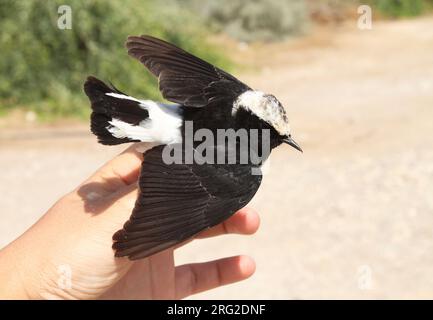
top-left (196, 207), bottom-right (260, 239)
top-left (175, 255), bottom-right (256, 299)
top-left (173, 207), bottom-right (260, 250)
top-left (174, 209), bottom-right (259, 298)
top-left (91, 143), bottom-right (144, 185)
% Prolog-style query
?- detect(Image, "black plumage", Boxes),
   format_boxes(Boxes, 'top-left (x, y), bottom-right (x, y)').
top-left (126, 36), bottom-right (251, 108)
top-left (112, 144), bottom-right (261, 260)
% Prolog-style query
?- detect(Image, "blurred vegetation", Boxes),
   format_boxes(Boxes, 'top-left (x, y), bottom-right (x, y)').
top-left (0, 0), bottom-right (230, 119)
top-left (192, 0), bottom-right (433, 42)
top-left (1, 0), bottom-right (432, 121)
top-left (307, 0), bottom-right (359, 23)
top-left (195, 0), bottom-right (309, 42)
top-left (368, 0), bottom-right (433, 18)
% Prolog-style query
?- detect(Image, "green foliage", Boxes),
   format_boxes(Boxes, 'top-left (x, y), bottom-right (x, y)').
top-left (368, 0), bottom-right (433, 17)
top-left (0, 0), bottom-right (230, 119)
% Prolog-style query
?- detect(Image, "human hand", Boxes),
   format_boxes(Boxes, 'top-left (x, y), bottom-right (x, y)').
top-left (0, 144), bottom-right (260, 299)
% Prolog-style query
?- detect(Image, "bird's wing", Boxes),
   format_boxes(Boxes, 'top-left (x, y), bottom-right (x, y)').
top-left (112, 145), bottom-right (262, 260)
top-left (126, 35), bottom-right (251, 108)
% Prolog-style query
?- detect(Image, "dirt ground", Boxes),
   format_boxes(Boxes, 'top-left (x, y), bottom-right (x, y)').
top-left (1, 17), bottom-right (433, 299)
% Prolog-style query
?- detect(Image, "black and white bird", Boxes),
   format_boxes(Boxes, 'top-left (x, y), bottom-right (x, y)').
top-left (84, 35), bottom-right (301, 260)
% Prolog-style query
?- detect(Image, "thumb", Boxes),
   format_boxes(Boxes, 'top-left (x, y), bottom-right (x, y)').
top-left (81, 143), bottom-right (150, 194)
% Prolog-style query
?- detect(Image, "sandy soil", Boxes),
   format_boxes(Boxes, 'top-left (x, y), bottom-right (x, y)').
top-left (1, 17), bottom-right (433, 299)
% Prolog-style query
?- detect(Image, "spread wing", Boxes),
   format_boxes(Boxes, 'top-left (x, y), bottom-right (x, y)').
top-left (126, 35), bottom-right (251, 108)
top-left (112, 145), bottom-right (262, 260)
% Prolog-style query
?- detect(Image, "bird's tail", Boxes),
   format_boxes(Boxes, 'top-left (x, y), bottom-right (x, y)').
top-left (83, 76), bottom-right (149, 145)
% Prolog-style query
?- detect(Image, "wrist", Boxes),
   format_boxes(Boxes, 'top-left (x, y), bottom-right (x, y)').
top-left (0, 241), bottom-right (34, 299)
top-left (0, 235), bottom-right (78, 300)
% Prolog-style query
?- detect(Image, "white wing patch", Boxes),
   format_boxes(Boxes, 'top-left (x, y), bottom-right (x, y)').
top-left (106, 95), bottom-right (183, 145)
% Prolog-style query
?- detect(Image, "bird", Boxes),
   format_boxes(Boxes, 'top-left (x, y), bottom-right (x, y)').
top-left (83, 35), bottom-right (302, 260)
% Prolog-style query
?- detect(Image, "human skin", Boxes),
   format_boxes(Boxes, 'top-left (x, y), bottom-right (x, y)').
top-left (0, 144), bottom-right (260, 299)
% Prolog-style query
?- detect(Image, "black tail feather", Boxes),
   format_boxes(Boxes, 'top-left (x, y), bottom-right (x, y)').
top-left (84, 76), bottom-right (148, 145)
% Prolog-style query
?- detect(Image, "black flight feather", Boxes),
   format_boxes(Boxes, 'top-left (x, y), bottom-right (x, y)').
top-left (125, 35), bottom-right (251, 108)
top-left (112, 145), bottom-right (262, 260)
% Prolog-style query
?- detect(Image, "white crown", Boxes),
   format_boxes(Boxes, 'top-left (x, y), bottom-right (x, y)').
top-left (232, 90), bottom-right (291, 136)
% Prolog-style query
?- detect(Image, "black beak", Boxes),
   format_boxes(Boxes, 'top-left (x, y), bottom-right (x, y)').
top-left (283, 136), bottom-right (303, 153)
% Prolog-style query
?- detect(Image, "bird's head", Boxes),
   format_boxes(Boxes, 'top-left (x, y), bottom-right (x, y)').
top-left (233, 91), bottom-right (302, 152)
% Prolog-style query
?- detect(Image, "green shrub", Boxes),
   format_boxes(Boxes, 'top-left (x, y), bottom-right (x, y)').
top-left (0, 0), bottom-right (229, 119)
top-left (368, 0), bottom-right (433, 17)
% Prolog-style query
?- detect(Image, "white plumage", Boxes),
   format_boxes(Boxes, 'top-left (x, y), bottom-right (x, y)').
top-left (233, 90), bottom-right (291, 136)
top-left (105, 93), bottom-right (183, 145)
